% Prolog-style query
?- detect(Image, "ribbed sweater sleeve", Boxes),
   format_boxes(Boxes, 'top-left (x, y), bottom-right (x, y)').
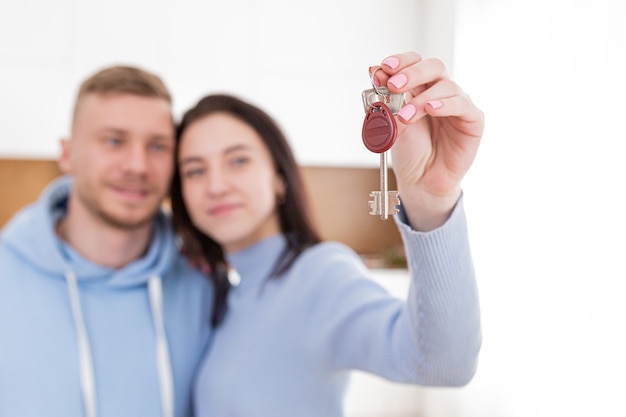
top-left (313, 195), bottom-right (481, 387)
top-left (392, 193), bottom-right (482, 385)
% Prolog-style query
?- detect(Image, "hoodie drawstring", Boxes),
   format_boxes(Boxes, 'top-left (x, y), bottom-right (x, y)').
top-left (65, 270), bottom-right (97, 417)
top-left (64, 272), bottom-right (175, 417)
top-left (148, 275), bottom-right (175, 417)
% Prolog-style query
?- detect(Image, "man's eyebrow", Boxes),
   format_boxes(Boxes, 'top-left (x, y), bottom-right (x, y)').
top-left (95, 127), bottom-right (126, 135)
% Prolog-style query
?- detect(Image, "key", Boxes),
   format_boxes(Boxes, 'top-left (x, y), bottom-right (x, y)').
top-left (362, 101), bottom-right (401, 220)
top-left (361, 87), bottom-right (405, 115)
top-left (368, 153), bottom-right (401, 220)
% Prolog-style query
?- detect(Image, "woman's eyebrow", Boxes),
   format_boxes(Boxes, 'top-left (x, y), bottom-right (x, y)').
top-left (179, 156), bottom-right (204, 166)
top-left (223, 143), bottom-right (253, 154)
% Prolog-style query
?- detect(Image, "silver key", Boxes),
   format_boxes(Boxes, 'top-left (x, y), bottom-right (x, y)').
top-left (362, 68), bottom-right (403, 220)
top-left (368, 152), bottom-right (400, 220)
top-left (361, 87), bottom-right (405, 115)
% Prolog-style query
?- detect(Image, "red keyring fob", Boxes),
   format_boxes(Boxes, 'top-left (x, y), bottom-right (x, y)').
top-left (361, 101), bottom-right (397, 153)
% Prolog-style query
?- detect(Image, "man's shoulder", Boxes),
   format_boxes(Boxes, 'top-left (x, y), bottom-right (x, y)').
top-left (166, 253), bottom-right (213, 288)
top-left (0, 204), bottom-right (47, 266)
top-left (161, 253), bottom-right (214, 316)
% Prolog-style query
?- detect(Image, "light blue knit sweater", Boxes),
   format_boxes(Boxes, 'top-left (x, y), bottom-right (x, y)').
top-left (194, 197), bottom-right (481, 417)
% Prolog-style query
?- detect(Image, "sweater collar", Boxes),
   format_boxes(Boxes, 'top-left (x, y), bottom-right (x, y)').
top-left (226, 234), bottom-right (286, 291)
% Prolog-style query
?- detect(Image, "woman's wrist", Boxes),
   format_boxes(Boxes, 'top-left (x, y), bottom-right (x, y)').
top-left (400, 187), bottom-right (461, 232)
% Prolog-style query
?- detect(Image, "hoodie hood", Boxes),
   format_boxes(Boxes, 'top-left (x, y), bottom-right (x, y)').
top-left (1, 175), bottom-right (177, 288)
top-left (1, 175), bottom-right (178, 417)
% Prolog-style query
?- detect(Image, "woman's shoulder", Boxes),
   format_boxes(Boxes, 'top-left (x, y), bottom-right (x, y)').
top-left (302, 240), bottom-right (360, 262)
top-left (291, 240), bottom-right (369, 281)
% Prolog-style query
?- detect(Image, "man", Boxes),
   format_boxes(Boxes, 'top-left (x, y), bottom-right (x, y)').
top-left (0, 66), bottom-right (213, 417)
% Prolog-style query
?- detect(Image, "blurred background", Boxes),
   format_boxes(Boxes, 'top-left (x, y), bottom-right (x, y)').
top-left (1, 0), bottom-right (625, 416)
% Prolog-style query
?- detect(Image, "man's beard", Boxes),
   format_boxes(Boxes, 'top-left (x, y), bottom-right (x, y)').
top-left (95, 205), bottom-right (156, 231)
top-left (78, 182), bottom-right (162, 231)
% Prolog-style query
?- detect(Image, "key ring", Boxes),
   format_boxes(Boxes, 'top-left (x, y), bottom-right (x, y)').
top-left (362, 67), bottom-right (405, 114)
top-left (370, 66), bottom-right (386, 97)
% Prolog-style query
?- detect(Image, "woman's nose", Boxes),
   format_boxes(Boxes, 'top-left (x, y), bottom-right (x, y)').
top-left (205, 167), bottom-right (229, 196)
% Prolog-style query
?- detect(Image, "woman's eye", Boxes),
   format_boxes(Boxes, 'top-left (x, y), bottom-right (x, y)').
top-left (182, 167), bottom-right (204, 178)
top-left (231, 156), bottom-right (249, 167)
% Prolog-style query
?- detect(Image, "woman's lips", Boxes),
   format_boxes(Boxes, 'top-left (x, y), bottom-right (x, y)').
top-left (209, 203), bottom-right (239, 216)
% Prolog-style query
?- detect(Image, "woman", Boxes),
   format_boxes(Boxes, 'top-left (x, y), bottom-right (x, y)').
top-left (170, 52), bottom-right (483, 417)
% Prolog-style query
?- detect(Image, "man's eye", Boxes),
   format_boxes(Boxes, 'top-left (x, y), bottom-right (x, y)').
top-left (106, 137), bottom-right (123, 146)
top-left (150, 142), bottom-right (171, 153)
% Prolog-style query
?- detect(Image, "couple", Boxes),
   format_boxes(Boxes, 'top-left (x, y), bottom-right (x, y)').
top-left (0, 51), bottom-right (483, 417)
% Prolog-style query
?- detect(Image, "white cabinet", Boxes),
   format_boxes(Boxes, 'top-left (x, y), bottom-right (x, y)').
top-left (0, 0), bottom-right (456, 166)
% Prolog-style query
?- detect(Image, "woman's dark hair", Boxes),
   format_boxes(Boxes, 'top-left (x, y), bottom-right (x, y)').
top-left (170, 94), bottom-right (321, 327)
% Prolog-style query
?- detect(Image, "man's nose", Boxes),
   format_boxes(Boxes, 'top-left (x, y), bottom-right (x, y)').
top-left (123, 145), bottom-right (149, 173)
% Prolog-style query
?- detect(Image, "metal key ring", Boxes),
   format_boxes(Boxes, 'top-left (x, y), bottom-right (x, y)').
top-left (370, 66), bottom-right (386, 96)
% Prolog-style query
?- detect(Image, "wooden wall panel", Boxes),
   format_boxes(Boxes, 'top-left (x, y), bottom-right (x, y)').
top-left (299, 166), bottom-right (403, 258)
top-left (0, 159), bottom-right (62, 227)
top-left (0, 159), bottom-right (404, 265)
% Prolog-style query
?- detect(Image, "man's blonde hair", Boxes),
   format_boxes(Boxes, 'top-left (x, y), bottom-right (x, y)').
top-left (72, 65), bottom-right (172, 122)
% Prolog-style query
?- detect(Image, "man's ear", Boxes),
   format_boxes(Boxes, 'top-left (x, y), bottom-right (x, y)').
top-left (57, 137), bottom-right (73, 174)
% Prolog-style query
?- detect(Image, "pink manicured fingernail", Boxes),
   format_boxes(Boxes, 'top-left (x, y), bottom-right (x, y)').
top-left (382, 57), bottom-right (400, 70)
top-left (428, 100), bottom-right (443, 110)
top-left (397, 104), bottom-right (417, 121)
top-left (388, 74), bottom-right (407, 89)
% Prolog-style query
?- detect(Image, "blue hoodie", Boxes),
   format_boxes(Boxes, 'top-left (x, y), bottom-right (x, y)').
top-left (0, 176), bottom-right (213, 417)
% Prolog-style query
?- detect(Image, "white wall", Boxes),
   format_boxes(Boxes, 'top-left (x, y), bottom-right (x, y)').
top-left (0, 0), bottom-right (456, 166)
top-left (0, 1), bottom-right (456, 416)
top-left (448, 1), bottom-right (626, 416)
top-left (7, 1), bottom-right (623, 416)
